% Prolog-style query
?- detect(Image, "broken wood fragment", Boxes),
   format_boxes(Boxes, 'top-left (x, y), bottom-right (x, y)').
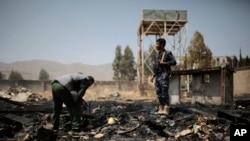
top-left (163, 128), bottom-right (175, 136)
top-left (174, 129), bottom-right (193, 139)
top-left (94, 133), bottom-right (104, 139)
top-left (117, 124), bottom-right (140, 134)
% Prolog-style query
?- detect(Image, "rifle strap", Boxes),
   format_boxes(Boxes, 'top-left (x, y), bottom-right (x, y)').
top-left (161, 51), bottom-right (165, 62)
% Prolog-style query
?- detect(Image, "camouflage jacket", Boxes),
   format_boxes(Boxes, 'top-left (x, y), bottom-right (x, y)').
top-left (153, 49), bottom-right (176, 76)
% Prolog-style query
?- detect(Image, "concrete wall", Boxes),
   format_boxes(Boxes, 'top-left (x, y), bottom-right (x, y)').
top-left (0, 80), bottom-right (49, 91)
top-left (234, 67), bottom-right (250, 95)
top-left (169, 74), bottom-right (180, 104)
top-left (170, 67), bottom-right (235, 105)
top-left (0, 80), bottom-right (138, 93)
top-left (191, 71), bottom-right (222, 105)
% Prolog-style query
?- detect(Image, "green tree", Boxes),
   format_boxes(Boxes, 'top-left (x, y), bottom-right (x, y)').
top-left (183, 53), bottom-right (189, 69)
top-left (232, 56), bottom-right (238, 68)
top-left (227, 56), bottom-right (238, 68)
top-left (144, 45), bottom-right (157, 77)
top-left (8, 70), bottom-right (24, 80)
top-left (185, 31), bottom-right (212, 69)
top-left (238, 48), bottom-right (243, 67)
top-left (112, 45), bottom-right (123, 80)
top-left (245, 55), bottom-right (250, 66)
top-left (120, 46), bottom-right (136, 80)
top-left (226, 56), bottom-right (232, 68)
top-left (39, 68), bottom-right (50, 80)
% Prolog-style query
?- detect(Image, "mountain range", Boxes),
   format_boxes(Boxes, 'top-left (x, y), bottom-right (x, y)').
top-left (0, 60), bottom-right (113, 81)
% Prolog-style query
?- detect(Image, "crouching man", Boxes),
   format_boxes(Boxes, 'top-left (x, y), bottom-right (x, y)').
top-left (51, 74), bottom-right (94, 132)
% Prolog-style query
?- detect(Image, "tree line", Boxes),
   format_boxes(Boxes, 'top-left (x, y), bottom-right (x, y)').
top-left (0, 69), bottom-right (50, 80)
top-left (0, 45), bottom-right (138, 81)
top-left (1, 31), bottom-right (249, 81)
top-left (183, 31), bottom-right (250, 69)
top-left (112, 45), bottom-right (137, 81)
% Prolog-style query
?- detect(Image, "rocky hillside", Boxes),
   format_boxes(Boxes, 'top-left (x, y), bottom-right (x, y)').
top-left (0, 60), bottom-right (113, 81)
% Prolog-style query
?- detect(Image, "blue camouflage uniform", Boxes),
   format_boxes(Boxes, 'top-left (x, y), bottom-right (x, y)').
top-left (153, 50), bottom-right (176, 106)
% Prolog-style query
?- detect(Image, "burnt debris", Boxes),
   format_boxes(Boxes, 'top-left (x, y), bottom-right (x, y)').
top-left (0, 87), bottom-right (250, 140)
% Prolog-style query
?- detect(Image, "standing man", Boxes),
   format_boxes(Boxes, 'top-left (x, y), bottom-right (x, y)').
top-left (150, 38), bottom-right (176, 115)
top-left (51, 74), bottom-right (94, 132)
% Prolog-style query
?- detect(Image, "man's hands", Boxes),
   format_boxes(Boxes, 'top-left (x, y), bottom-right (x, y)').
top-left (159, 60), bottom-right (164, 64)
top-left (150, 75), bottom-right (155, 83)
top-left (159, 60), bottom-right (170, 67)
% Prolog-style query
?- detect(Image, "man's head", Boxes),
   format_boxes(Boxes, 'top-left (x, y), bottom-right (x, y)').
top-left (86, 76), bottom-right (95, 86)
top-left (156, 38), bottom-right (166, 51)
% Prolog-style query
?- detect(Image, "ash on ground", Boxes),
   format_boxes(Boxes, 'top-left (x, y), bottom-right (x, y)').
top-left (0, 87), bottom-right (250, 141)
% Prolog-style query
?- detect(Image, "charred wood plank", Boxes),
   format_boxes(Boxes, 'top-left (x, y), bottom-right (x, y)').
top-left (0, 115), bottom-right (23, 138)
top-left (37, 125), bottom-right (57, 141)
top-left (0, 114), bottom-right (32, 125)
top-left (0, 107), bottom-right (53, 113)
top-left (0, 97), bottom-right (26, 106)
top-left (0, 102), bottom-right (55, 113)
top-left (217, 110), bottom-right (250, 124)
top-left (187, 107), bottom-right (216, 118)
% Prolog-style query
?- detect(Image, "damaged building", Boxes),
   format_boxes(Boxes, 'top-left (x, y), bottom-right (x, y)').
top-left (170, 65), bottom-right (234, 105)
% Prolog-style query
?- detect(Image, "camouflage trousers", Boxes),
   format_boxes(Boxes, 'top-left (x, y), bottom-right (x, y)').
top-left (155, 72), bottom-right (170, 105)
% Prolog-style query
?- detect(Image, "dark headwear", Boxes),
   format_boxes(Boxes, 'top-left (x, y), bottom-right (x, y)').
top-left (86, 76), bottom-right (94, 85)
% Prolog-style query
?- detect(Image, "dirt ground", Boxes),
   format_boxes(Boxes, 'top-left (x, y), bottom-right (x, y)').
top-left (39, 86), bottom-right (157, 102)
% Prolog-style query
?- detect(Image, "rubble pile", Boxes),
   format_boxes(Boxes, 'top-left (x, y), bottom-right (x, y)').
top-left (0, 87), bottom-right (47, 103)
top-left (0, 96), bottom-right (250, 141)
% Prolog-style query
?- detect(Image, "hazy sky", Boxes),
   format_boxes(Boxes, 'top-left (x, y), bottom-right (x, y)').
top-left (0, 0), bottom-right (249, 65)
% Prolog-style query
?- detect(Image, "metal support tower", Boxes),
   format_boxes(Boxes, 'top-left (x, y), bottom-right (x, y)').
top-left (137, 10), bottom-right (188, 96)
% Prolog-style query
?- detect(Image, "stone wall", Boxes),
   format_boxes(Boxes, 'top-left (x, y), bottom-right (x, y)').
top-left (234, 67), bottom-right (250, 95)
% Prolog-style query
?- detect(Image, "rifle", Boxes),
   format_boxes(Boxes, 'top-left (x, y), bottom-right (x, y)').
top-left (161, 51), bottom-right (171, 80)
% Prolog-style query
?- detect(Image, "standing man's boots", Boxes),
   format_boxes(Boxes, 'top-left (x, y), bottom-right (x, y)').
top-left (161, 105), bottom-right (169, 115)
top-left (155, 105), bottom-right (164, 114)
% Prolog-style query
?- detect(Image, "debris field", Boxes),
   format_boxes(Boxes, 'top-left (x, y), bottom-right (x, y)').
top-left (0, 87), bottom-right (250, 141)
